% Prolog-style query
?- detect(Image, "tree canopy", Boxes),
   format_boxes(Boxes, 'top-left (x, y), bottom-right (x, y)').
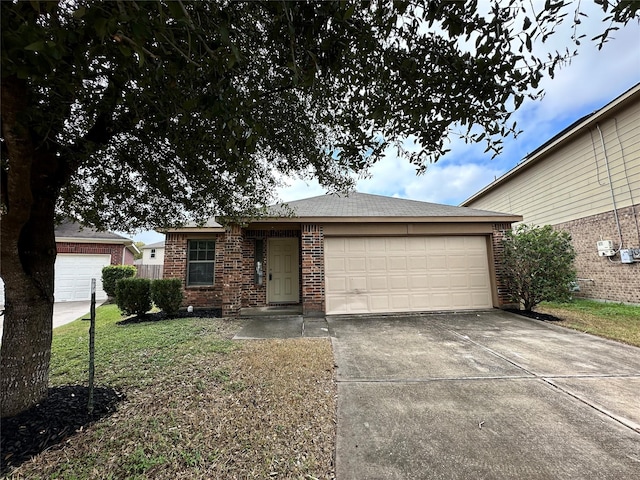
top-left (2, 0), bottom-right (635, 229)
top-left (1, 0), bottom-right (638, 416)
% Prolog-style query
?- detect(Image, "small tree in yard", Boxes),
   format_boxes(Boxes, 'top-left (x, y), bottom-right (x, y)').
top-left (502, 225), bottom-right (577, 312)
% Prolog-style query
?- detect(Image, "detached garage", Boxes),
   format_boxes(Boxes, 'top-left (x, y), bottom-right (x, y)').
top-left (0, 221), bottom-right (138, 305)
top-left (164, 192), bottom-right (522, 317)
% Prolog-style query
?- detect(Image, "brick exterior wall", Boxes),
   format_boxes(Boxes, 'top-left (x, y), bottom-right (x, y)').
top-left (490, 224), bottom-right (517, 308)
top-left (301, 224), bottom-right (325, 316)
top-left (162, 233), bottom-right (224, 309)
top-left (554, 205), bottom-right (640, 304)
top-left (56, 242), bottom-right (133, 265)
top-left (222, 225), bottom-right (243, 317)
top-left (163, 222), bottom-right (521, 316)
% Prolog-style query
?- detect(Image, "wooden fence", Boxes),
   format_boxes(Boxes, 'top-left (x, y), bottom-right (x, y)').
top-left (136, 264), bottom-right (163, 280)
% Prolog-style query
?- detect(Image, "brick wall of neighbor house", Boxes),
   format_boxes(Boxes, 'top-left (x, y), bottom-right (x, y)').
top-left (554, 204), bottom-right (640, 304)
top-left (301, 224), bottom-right (325, 315)
top-left (56, 242), bottom-right (130, 265)
top-left (162, 232), bottom-right (224, 309)
top-left (491, 223), bottom-right (516, 308)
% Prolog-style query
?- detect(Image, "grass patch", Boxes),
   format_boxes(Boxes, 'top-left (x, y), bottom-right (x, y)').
top-left (536, 299), bottom-right (640, 347)
top-left (5, 306), bottom-right (336, 479)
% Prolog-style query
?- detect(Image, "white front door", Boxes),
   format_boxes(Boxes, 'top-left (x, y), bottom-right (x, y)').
top-left (267, 238), bottom-right (299, 303)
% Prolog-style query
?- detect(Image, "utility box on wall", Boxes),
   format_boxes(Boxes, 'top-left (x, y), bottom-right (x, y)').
top-left (620, 249), bottom-right (634, 264)
top-left (597, 240), bottom-right (615, 257)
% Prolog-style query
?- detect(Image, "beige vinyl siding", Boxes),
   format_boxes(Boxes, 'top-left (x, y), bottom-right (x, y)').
top-left (468, 99), bottom-right (640, 226)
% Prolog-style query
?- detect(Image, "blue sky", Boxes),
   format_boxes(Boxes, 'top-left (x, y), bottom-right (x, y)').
top-left (133, 12), bottom-right (640, 245)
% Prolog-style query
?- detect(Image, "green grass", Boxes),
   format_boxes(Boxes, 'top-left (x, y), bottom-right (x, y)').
top-left (50, 304), bottom-right (236, 387)
top-left (10, 305), bottom-right (336, 479)
top-left (537, 299), bottom-right (640, 347)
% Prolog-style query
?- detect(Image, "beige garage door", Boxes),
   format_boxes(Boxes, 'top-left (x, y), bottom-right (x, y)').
top-left (325, 236), bottom-right (492, 315)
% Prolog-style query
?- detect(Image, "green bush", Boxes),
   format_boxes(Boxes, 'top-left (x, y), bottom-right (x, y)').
top-left (102, 265), bottom-right (137, 297)
top-left (502, 224), bottom-right (577, 312)
top-left (115, 278), bottom-right (151, 317)
top-left (151, 279), bottom-right (184, 315)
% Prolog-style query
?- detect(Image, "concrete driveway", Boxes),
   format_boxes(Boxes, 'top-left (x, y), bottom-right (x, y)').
top-left (328, 310), bottom-right (640, 479)
top-left (0, 301), bottom-right (99, 342)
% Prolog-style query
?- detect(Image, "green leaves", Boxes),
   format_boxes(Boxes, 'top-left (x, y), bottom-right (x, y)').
top-left (502, 225), bottom-right (577, 311)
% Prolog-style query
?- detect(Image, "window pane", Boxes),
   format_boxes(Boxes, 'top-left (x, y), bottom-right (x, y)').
top-left (198, 250), bottom-right (207, 260)
top-left (198, 241), bottom-right (207, 250)
top-left (188, 263), bottom-right (214, 285)
top-left (189, 250), bottom-right (198, 261)
top-left (207, 241), bottom-right (215, 250)
top-left (206, 250), bottom-right (215, 260)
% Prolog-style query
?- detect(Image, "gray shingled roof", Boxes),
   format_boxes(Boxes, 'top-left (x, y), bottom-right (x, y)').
top-left (267, 192), bottom-right (516, 218)
top-left (55, 221), bottom-right (132, 242)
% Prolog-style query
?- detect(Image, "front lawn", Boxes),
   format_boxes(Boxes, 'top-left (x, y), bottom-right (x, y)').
top-left (536, 299), bottom-right (640, 347)
top-left (2, 305), bottom-right (336, 479)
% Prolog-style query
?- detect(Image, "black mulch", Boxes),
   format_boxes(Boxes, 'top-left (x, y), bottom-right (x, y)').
top-left (116, 308), bottom-right (222, 325)
top-left (1, 385), bottom-right (125, 475)
top-left (505, 308), bottom-right (563, 322)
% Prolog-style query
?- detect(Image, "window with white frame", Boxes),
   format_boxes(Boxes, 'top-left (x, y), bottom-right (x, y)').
top-left (187, 240), bottom-right (215, 286)
top-left (150, 248), bottom-right (156, 259)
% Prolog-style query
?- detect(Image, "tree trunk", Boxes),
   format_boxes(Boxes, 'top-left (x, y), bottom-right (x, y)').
top-left (1, 76), bottom-right (63, 417)
top-left (0, 218), bottom-right (57, 417)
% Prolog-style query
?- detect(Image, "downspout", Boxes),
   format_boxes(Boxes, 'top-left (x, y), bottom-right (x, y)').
top-left (596, 123), bottom-right (624, 251)
top-left (122, 245), bottom-right (126, 265)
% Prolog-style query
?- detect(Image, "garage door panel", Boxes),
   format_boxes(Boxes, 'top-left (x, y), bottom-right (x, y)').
top-left (388, 257), bottom-right (407, 270)
top-left (388, 276), bottom-right (408, 290)
top-left (55, 254), bottom-right (110, 302)
top-left (368, 257), bottom-right (387, 271)
top-left (368, 276), bottom-right (388, 291)
top-left (325, 236), bottom-right (492, 315)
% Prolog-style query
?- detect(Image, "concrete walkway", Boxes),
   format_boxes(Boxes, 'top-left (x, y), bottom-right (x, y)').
top-left (329, 311), bottom-right (640, 479)
top-left (233, 316), bottom-right (329, 339)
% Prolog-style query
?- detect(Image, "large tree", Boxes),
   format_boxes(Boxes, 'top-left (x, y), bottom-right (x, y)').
top-left (1, 0), bottom-right (637, 416)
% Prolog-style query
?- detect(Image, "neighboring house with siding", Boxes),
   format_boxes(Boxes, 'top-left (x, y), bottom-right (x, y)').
top-left (163, 192), bottom-right (521, 317)
top-left (0, 221), bottom-right (138, 304)
top-left (136, 241), bottom-right (165, 279)
top-left (141, 241), bottom-right (165, 265)
top-left (462, 83), bottom-right (640, 304)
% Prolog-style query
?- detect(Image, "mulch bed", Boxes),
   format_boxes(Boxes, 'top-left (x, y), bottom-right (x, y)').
top-left (1, 385), bottom-right (125, 475)
top-left (505, 308), bottom-right (563, 322)
top-left (116, 308), bottom-right (222, 325)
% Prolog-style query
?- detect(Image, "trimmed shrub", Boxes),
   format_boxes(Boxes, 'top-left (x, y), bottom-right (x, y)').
top-left (102, 265), bottom-right (137, 297)
top-left (151, 279), bottom-right (184, 315)
top-left (115, 278), bottom-right (151, 317)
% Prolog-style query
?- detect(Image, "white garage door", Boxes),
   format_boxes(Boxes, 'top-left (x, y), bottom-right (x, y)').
top-left (0, 254), bottom-right (111, 305)
top-left (55, 254), bottom-right (111, 302)
top-left (325, 236), bottom-right (493, 315)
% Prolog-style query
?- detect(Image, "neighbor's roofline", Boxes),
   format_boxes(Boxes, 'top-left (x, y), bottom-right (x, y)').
top-left (56, 236), bottom-right (139, 254)
top-left (460, 82), bottom-right (640, 206)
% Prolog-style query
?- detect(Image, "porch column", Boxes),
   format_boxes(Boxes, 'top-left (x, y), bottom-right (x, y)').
top-left (301, 224), bottom-right (325, 316)
top-left (222, 224), bottom-right (243, 317)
